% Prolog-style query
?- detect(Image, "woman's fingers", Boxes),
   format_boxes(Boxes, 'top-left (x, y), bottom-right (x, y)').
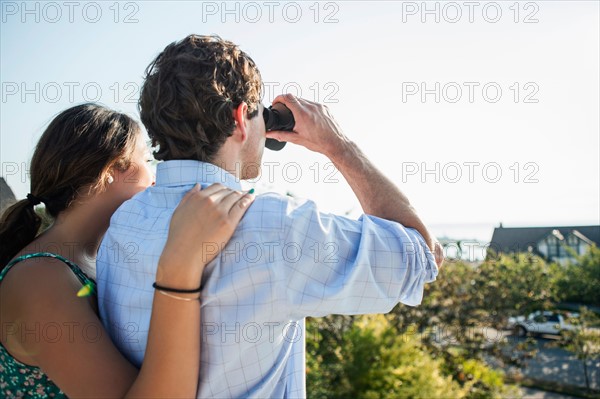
top-left (218, 190), bottom-right (254, 215)
top-left (217, 190), bottom-right (244, 210)
top-left (180, 183), bottom-right (201, 204)
top-left (165, 184), bottom-right (255, 268)
top-left (180, 184), bottom-right (254, 220)
top-left (229, 194), bottom-right (255, 220)
top-left (200, 183), bottom-right (229, 197)
top-left (208, 187), bottom-right (239, 204)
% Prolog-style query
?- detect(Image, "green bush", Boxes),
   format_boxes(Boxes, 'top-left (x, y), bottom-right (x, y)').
top-left (553, 246), bottom-right (600, 305)
top-left (306, 315), bottom-right (513, 399)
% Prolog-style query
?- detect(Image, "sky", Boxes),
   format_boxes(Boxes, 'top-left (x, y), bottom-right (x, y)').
top-left (1, 0), bottom-right (599, 243)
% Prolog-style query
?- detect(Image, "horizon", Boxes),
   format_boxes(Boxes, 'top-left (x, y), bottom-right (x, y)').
top-left (3, 172), bottom-right (597, 245)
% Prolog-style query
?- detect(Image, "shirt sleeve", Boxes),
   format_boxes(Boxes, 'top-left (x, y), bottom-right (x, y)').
top-left (279, 196), bottom-right (438, 320)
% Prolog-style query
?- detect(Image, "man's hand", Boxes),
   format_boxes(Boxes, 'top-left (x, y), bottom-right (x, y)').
top-left (267, 93), bottom-right (443, 270)
top-left (434, 241), bottom-right (444, 269)
top-left (266, 94), bottom-right (347, 158)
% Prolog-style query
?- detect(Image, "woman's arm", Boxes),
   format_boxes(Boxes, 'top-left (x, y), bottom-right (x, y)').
top-left (0, 184), bottom-right (254, 398)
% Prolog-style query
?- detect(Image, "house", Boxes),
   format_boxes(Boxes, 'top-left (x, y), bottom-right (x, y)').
top-left (0, 177), bottom-right (16, 212)
top-left (488, 224), bottom-right (600, 264)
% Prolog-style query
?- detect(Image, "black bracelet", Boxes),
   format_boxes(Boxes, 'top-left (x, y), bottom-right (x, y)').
top-left (152, 282), bottom-right (202, 294)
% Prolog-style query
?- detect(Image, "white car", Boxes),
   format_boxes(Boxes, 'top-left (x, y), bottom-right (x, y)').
top-left (508, 311), bottom-right (577, 337)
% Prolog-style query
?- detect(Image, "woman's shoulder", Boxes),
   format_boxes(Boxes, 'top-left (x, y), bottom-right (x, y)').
top-left (0, 253), bottom-right (94, 326)
top-left (1, 252), bottom-right (85, 290)
top-left (0, 254), bottom-right (90, 366)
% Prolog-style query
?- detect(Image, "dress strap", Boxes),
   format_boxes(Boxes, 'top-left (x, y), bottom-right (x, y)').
top-left (0, 252), bottom-right (96, 292)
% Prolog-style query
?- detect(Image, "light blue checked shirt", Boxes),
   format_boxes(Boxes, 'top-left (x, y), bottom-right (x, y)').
top-left (97, 160), bottom-right (438, 398)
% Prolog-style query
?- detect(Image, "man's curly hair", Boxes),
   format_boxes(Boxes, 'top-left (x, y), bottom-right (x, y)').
top-left (139, 34), bottom-right (263, 162)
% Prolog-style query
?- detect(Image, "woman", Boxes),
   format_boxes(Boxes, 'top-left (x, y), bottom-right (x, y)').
top-left (0, 103), bottom-right (254, 398)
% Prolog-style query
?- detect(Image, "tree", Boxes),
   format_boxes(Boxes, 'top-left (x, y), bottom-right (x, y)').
top-left (471, 253), bottom-right (557, 327)
top-left (391, 256), bottom-right (554, 357)
top-left (554, 246), bottom-right (600, 306)
top-left (307, 315), bottom-right (464, 398)
top-left (306, 314), bottom-right (515, 399)
top-left (559, 307), bottom-right (600, 392)
top-left (306, 315), bottom-right (356, 398)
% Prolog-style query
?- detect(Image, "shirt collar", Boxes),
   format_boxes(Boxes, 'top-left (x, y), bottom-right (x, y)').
top-left (155, 160), bottom-right (243, 191)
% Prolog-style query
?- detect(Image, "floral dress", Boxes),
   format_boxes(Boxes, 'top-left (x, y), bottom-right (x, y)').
top-left (0, 252), bottom-right (96, 398)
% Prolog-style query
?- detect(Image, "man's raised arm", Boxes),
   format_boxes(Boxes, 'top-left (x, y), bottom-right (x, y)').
top-left (266, 94), bottom-right (443, 267)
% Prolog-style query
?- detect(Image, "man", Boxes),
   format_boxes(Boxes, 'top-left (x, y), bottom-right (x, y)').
top-left (97, 34), bottom-right (443, 398)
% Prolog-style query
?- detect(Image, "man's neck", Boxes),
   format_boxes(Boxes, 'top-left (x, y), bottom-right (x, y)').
top-left (210, 148), bottom-right (244, 180)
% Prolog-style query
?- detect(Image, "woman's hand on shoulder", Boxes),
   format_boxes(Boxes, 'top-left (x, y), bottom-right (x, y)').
top-left (157, 183), bottom-right (255, 285)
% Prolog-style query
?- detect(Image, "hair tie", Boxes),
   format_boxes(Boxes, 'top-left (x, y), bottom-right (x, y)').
top-left (26, 193), bottom-right (42, 206)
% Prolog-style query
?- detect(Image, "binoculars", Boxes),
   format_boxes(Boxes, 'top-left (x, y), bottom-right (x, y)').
top-left (263, 103), bottom-right (295, 151)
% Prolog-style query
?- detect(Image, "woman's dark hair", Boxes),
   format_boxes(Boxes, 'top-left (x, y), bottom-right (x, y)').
top-left (139, 34), bottom-right (263, 162)
top-left (0, 103), bottom-right (140, 269)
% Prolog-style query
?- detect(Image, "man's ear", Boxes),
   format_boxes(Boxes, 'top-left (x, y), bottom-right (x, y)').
top-left (232, 102), bottom-right (249, 142)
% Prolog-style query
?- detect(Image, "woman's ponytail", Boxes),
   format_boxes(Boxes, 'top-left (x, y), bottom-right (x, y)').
top-left (0, 199), bottom-right (42, 269)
